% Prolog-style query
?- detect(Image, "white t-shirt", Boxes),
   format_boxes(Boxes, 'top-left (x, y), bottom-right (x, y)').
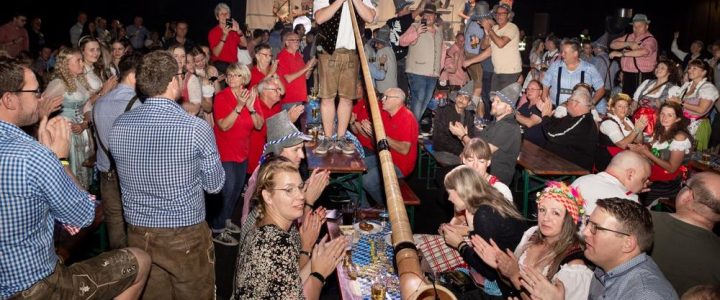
top-left (313, 0), bottom-right (377, 50)
top-left (186, 75), bottom-right (202, 104)
top-left (600, 114), bottom-right (634, 144)
top-left (515, 226), bottom-right (593, 300)
top-left (490, 22), bottom-right (522, 74)
top-left (572, 171), bottom-right (638, 215)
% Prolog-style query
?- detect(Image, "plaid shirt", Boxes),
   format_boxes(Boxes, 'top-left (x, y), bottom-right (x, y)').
top-left (0, 120), bottom-right (95, 298)
top-left (109, 98), bottom-right (225, 228)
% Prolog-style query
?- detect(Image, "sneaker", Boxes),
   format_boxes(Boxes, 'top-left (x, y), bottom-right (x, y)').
top-left (336, 138), bottom-right (355, 154)
top-left (225, 219), bottom-right (241, 234)
top-left (212, 231), bottom-right (239, 246)
top-left (315, 138), bottom-right (332, 154)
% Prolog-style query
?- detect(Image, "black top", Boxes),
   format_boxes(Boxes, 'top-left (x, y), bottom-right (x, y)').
top-left (517, 102), bottom-right (546, 147)
top-left (459, 206), bottom-right (526, 293)
top-left (387, 13), bottom-right (414, 60)
top-left (478, 115), bottom-right (522, 185)
top-left (432, 105), bottom-right (475, 156)
top-left (542, 112), bottom-right (598, 171)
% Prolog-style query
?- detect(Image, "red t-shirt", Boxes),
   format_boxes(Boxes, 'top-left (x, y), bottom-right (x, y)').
top-left (248, 66), bottom-right (266, 89)
top-left (208, 26), bottom-right (241, 63)
top-left (213, 87), bottom-right (255, 162)
top-left (246, 97), bottom-right (282, 174)
top-left (352, 98), bottom-right (375, 151)
top-left (382, 106), bottom-right (418, 177)
top-left (277, 49), bottom-right (307, 104)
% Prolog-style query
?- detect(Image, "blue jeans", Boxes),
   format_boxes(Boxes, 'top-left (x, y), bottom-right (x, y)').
top-left (362, 152), bottom-right (404, 207)
top-left (211, 161), bottom-right (247, 231)
top-left (407, 73), bottom-right (438, 122)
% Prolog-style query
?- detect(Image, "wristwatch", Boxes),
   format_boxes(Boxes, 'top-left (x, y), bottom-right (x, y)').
top-left (249, 110), bottom-right (257, 115)
top-left (234, 107), bottom-right (242, 114)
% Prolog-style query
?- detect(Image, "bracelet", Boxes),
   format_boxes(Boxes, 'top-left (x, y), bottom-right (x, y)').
top-left (310, 272), bottom-right (326, 285)
top-left (300, 250), bottom-right (312, 258)
top-left (234, 107), bottom-right (242, 114)
top-left (457, 241), bottom-right (469, 252)
top-left (460, 134), bottom-right (468, 141)
top-left (60, 158), bottom-right (70, 166)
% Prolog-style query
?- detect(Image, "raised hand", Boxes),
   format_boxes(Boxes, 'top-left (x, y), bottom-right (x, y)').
top-left (519, 265), bottom-right (565, 300)
top-left (37, 94), bottom-right (63, 120)
top-left (312, 235), bottom-right (349, 278)
top-left (39, 116), bottom-right (71, 159)
top-left (470, 234), bottom-right (499, 269)
top-left (304, 168), bottom-right (330, 205)
top-left (299, 208), bottom-right (325, 253)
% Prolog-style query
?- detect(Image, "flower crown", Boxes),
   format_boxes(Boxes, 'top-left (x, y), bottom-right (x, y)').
top-left (536, 181), bottom-right (586, 224)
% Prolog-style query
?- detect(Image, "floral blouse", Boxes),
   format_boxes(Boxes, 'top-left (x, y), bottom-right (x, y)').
top-left (234, 224), bottom-right (304, 299)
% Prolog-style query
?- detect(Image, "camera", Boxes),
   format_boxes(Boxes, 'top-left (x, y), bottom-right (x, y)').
top-left (225, 19), bottom-right (232, 28)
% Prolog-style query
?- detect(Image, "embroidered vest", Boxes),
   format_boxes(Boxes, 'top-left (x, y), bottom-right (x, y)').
top-left (317, 0), bottom-right (365, 55)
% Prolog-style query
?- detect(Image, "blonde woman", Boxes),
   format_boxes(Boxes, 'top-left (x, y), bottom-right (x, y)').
top-left (45, 48), bottom-right (94, 188)
top-left (440, 165), bottom-right (527, 298)
top-left (234, 157), bottom-right (346, 299)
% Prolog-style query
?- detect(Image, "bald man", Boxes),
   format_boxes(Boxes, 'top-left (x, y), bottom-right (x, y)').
top-left (572, 150), bottom-right (651, 214)
top-left (650, 172), bottom-right (720, 295)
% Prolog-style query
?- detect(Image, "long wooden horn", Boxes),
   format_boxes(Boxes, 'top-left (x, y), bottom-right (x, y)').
top-left (346, 2), bottom-right (455, 299)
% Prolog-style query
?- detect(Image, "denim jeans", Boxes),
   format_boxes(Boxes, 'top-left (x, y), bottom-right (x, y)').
top-left (127, 222), bottom-right (215, 300)
top-left (211, 161), bottom-right (247, 231)
top-left (407, 73), bottom-right (439, 122)
top-left (362, 152), bottom-right (405, 207)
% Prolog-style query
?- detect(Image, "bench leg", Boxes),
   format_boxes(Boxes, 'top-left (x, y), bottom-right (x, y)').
top-left (523, 169), bottom-right (530, 218)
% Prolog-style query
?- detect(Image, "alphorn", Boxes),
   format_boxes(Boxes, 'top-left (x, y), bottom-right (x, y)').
top-left (346, 2), bottom-right (456, 299)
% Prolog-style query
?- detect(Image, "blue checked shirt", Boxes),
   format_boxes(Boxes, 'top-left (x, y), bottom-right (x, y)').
top-left (0, 120), bottom-right (95, 298)
top-left (589, 253), bottom-right (679, 300)
top-left (109, 98), bottom-right (225, 228)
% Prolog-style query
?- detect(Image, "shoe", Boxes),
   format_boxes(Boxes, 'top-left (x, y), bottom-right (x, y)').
top-left (212, 231), bottom-right (239, 246)
top-left (315, 138), bottom-right (332, 154)
top-left (225, 219), bottom-right (241, 234)
top-left (335, 138), bottom-right (355, 154)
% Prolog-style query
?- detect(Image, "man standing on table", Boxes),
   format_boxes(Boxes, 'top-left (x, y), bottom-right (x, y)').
top-left (109, 51), bottom-right (225, 299)
top-left (450, 83), bottom-right (522, 185)
top-left (313, 0), bottom-right (376, 155)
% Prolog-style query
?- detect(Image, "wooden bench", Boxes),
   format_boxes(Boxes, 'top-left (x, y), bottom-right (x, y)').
top-left (399, 179), bottom-right (421, 227)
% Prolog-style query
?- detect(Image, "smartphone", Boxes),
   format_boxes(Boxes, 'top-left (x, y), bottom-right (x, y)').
top-left (420, 19), bottom-right (427, 26)
top-left (209, 76), bottom-right (218, 82)
top-left (225, 19), bottom-right (232, 28)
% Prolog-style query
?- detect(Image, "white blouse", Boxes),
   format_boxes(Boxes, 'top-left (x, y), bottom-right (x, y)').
top-left (514, 226), bottom-right (593, 300)
top-left (600, 114), bottom-right (634, 144)
top-left (651, 138), bottom-right (692, 154)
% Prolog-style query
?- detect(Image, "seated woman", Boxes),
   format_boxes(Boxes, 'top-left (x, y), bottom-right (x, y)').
top-left (516, 79), bottom-right (546, 147)
top-left (669, 59), bottom-right (719, 151)
top-left (461, 138), bottom-right (513, 201)
top-left (629, 102), bottom-right (691, 204)
top-left (234, 157), bottom-right (347, 299)
top-left (472, 181), bottom-right (593, 300)
top-left (238, 111), bottom-right (330, 262)
top-left (596, 93), bottom-right (647, 171)
top-left (440, 165), bottom-right (527, 298)
top-left (632, 59), bottom-right (680, 136)
top-left (431, 85), bottom-right (475, 165)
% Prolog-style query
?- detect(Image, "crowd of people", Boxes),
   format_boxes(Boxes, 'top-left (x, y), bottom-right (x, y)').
top-left (1, 0), bottom-right (720, 299)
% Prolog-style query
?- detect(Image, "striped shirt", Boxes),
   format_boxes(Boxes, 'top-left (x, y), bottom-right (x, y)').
top-left (109, 98), bottom-right (225, 228)
top-left (0, 120), bottom-right (94, 298)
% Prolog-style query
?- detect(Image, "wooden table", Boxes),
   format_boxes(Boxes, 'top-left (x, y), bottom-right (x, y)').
top-left (688, 156), bottom-right (720, 174)
top-left (517, 140), bottom-right (590, 217)
top-left (305, 142), bottom-right (367, 204)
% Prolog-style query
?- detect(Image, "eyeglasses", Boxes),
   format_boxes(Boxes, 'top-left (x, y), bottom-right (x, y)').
top-left (176, 72), bottom-right (186, 80)
top-left (583, 218), bottom-right (630, 236)
top-left (271, 185), bottom-right (304, 197)
top-left (382, 95), bottom-right (403, 101)
top-left (13, 88), bottom-right (42, 98)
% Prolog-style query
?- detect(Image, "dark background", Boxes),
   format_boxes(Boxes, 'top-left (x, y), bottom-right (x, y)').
top-left (4, 0), bottom-right (720, 55)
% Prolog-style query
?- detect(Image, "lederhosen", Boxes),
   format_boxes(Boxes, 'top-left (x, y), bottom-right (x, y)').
top-left (555, 67), bottom-right (585, 106)
top-left (621, 34), bottom-right (655, 95)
